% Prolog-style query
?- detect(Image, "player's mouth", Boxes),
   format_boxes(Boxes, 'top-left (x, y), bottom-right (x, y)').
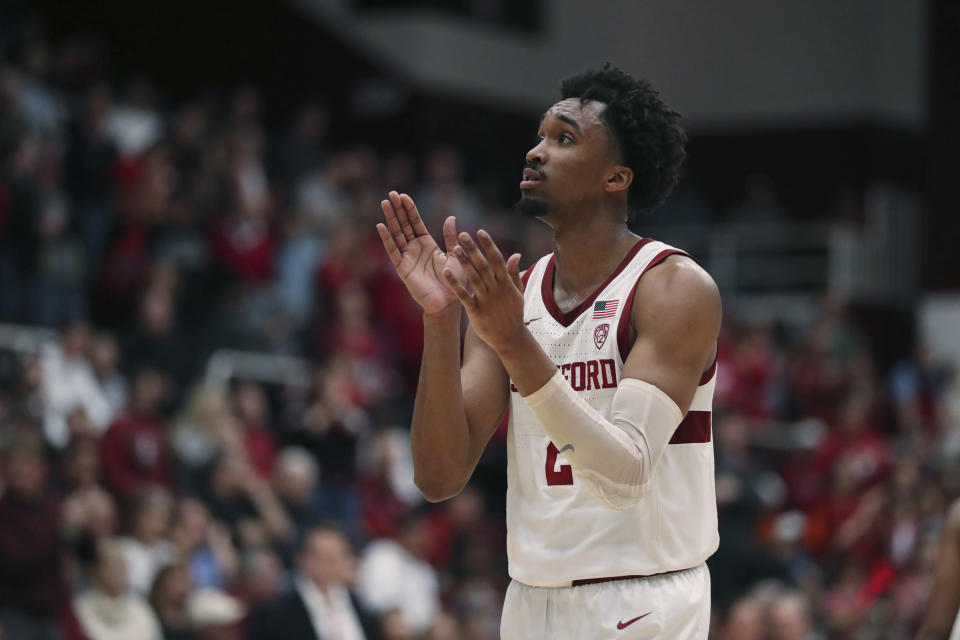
top-left (520, 167), bottom-right (545, 189)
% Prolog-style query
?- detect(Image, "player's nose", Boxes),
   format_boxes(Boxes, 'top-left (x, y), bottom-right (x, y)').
top-left (525, 140), bottom-right (546, 166)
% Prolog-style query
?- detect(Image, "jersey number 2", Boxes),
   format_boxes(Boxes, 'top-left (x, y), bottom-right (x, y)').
top-left (545, 442), bottom-right (573, 485)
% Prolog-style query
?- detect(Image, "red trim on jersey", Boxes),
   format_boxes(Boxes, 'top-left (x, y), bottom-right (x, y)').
top-left (541, 238), bottom-right (653, 328)
top-left (571, 567), bottom-right (685, 586)
top-left (615, 248), bottom-right (688, 363)
top-left (571, 574), bottom-right (645, 587)
top-left (669, 410), bottom-right (712, 444)
top-left (699, 353), bottom-right (718, 386)
top-left (520, 266), bottom-right (533, 288)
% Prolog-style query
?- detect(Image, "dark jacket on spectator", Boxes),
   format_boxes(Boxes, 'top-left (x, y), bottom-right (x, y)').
top-left (0, 492), bottom-right (66, 618)
top-left (246, 587), bottom-right (380, 640)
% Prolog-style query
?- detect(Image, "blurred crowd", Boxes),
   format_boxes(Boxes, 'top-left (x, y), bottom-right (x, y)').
top-left (1, 16), bottom-right (959, 640)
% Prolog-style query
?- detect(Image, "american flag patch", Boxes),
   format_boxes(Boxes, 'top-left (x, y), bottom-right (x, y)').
top-left (592, 300), bottom-right (619, 319)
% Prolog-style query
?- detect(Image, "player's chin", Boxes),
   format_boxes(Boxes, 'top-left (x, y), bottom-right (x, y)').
top-left (515, 193), bottom-right (550, 218)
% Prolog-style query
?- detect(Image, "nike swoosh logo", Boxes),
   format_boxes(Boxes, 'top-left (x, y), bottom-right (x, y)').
top-left (558, 444), bottom-right (574, 454)
top-left (617, 613), bottom-right (652, 630)
top-left (523, 317), bottom-right (542, 326)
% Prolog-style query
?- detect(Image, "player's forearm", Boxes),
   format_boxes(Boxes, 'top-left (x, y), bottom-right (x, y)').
top-left (493, 328), bottom-right (558, 396)
top-left (410, 306), bottom-right (473, 500)
top-left (498, 331), bottom-right (682, 510)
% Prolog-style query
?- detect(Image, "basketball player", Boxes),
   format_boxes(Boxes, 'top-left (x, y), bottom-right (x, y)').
top-left (916, 498), bottom-right (960, 640)
top-left (376, 66), bottom-right (721, 639)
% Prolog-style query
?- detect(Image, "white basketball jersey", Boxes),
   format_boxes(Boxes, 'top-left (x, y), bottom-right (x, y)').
top-left (506, 237), bottom-right (719, 587)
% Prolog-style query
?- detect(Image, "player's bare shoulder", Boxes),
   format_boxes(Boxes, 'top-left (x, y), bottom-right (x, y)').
top-left (944, 497), bottom-right (960, 535)
top-left (633, 254), bottom-right (722, 339)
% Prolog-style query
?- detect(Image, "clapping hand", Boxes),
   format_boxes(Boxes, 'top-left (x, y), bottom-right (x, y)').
top-left (376, 191), bottom-right (467, 316)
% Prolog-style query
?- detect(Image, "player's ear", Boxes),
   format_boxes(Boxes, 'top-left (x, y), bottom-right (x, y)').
top-left (604, 165), bottom-right (633, 194)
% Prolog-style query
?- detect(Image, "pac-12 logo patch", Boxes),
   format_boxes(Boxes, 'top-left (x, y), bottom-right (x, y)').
top-left (594, 323), bottom-right (609, 350)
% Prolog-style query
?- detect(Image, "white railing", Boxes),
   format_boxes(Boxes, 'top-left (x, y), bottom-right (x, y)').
top-left (0, 323), bottom-right (57, 354)
top-left (204, 350), bottom-right (313, 388)
top-left (0, 325), bottom-right (313, 390)
top-left (646, 184), bottom-right (918, 305)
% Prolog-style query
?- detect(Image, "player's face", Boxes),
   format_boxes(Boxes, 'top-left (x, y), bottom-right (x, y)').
top-left (518, 98), bottom-right (619, 219)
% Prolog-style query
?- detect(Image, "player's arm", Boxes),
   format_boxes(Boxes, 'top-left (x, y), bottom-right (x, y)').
top-left (411, 308), bottom-right (510, 502)
top-left (445, 231), bottom-right (720, 509)
top-left (916, 499), bottom-right (960, 640)
top-left (375, 192), bottom-right (508, 502)
top-left (618, 256), bottom-right (721, 423)
top-left (517, 257), bottom-right (718, 508)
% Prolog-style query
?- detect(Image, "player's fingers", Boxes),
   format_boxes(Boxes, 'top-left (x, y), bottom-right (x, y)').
top-left (442, 216), bottom-right (459, 253)
top-left (400, 193), bottom-right (429, 237)
top-left (507, 253), bottom-right (524, 291)
top-left (458, 232), bottom-right (496, 288)
top-left (381, 199), bottom-right (407, 250)
top-left (376, 223), bottom-right (403, 269)
top-left (389, 191), bottom-right (416, 241)
top-left (443, 268), bottom-right (476, 309)
top-left (477, 230), bottom-right (507, 281)
top-left (453, 244), bottom-right (488, 298)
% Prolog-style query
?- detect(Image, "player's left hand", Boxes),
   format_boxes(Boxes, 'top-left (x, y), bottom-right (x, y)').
top-left (443, 230), bottom-right (526, 353)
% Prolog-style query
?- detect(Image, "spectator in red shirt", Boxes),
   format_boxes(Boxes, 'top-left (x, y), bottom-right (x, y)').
top-left (815, 390), bottom-right (891, 490)
top-left (99, 368), bottom-right (172, 501)
top-left (230, 381), bottom-right (276, 478)
top-left (209, 128), bottom-right (276, 287)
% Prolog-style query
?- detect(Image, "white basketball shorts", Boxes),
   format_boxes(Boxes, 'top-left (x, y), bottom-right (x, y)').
top-left (500, 563), bottom-right (710, 639)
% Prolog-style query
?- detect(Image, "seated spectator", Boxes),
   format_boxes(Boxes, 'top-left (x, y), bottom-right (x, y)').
top-left (121, 286), bottom-right (195, 403)
top-left (208, 160), bottom-right (276, 287)
top-left (379, 608), bottom-right (411, 640)
top-left (73, 537), bottom-right (163, 640)
top-left (768, 591), bottom-right (815, 640)
top-left (150, 563), bottom-right (193, 640)
top-left (414, 146), bottom-right (481, 233)
top-left (119, 487), bottom-right (175, 595)
top-left (105, 77), bottom-right (163, 159)
top-left (185, 589), bottom-right (244, 640)
top-left (722, 596), bottom-right (766, 640)
top-left (148, 562), bottom-right (194, 640)
top-left (169, 498), bottom-right (238, 591)
top-left (358, 429), bottom-right (422, 540)
top-left (247, 525), bottom-right (379, 640)
top-left (357, 511), bottom-right (440, 636)
top-left (230, 382), bottom-right (276, 478)
top-left (90, 331), bottom-right (128, 423)
top-left (100, 368), bottom-right (172, 500)
top-left (200, 452), bottom-right (291, 549)
top-left (292, 366), bottom-right (370, 536)
top-left (272, 447), bottom-right (321, 547)
top-left (63, 484), bottom-right (118, 540)
top-left (233, 547), bottom-right (284, 610)
top-left (424, 613), bottom-right (461, 640)
top-left (425, 486), bottom-right (500, 580)
top-left (0, 432), bottom-right (69, 640)
top-left (41, 319), bottom-right (113, 448)
top-left (172, 383), bottom-right (238, 483)
top-left (7, 354), bottom-right (45, 426)
top-left (58, 435), bottom-right (119, 540)
top-left (59, 434), bottom-right (102, 492)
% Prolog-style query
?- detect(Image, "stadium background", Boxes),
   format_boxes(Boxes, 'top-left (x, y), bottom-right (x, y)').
top-left (1, 0), bottom-right (959, 638)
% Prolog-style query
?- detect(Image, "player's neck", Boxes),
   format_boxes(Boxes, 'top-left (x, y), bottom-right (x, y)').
top-left (550, 216), bottom-right (639, 300)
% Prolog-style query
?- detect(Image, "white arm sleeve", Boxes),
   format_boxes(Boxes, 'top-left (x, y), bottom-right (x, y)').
top-left (522, 371), bottom-right (683, 510)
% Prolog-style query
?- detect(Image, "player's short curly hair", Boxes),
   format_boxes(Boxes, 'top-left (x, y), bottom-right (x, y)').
top-left (560, 65), bottom-right (686, 217)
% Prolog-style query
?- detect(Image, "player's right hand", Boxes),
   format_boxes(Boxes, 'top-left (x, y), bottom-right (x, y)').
top-left (376, 191), bottom-right (464, 316)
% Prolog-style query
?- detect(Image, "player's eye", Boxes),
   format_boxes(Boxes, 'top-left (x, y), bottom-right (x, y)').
top-left (558, 133), bottom-right (573, 144)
